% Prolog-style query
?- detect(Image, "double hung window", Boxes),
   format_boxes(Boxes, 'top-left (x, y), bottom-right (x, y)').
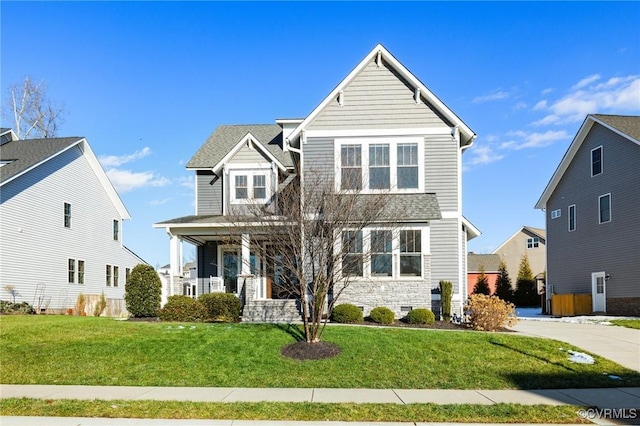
top-left (341, 145), bottom-right (362, 190)
top-left (342, 231), bottom-right (363, 277)
top-left (400, 230), bottom-right (422, 276)
top-left (591, 146), bottom-right (603, 176)
top-left (599, 194), bottom-right (611, 223)
top-left (230, 170), bottom-right (271, 203)
top-left (371, 230), bottom-right (392, 276)
top-left (568, 205), bottom-right (576, 231)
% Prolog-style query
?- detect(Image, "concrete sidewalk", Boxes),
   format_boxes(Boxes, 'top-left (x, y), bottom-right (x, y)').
top-left (2, 384), bottom-right (640, 408)
top-left (511, 319), bottom-right (640, 372)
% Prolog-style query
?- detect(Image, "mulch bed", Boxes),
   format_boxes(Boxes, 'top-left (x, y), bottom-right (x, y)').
top-left (281, 341), bottom-right (342, 360)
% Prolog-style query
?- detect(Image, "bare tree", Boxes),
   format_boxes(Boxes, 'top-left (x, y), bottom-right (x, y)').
top-left (2, 76), bottom-right (65, 139)
top-left (230, 169), bottom-right (400, 343)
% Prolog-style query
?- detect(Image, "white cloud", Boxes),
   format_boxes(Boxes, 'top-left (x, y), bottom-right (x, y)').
top-left (149, 198), bottom-right (171, 206)
top-left (464, 144), bottom-right (504, 168)
top-left (504, 130), bottom-right (571, 150)
top-left (513, 102), bottom-right (527, 111)
top-left (105, 168), bottom-right (171, 193)
top-left (572, 74), bottom-right (601, 90)
top-left (541, 88), bottom-right (554, 95)
top-left (178, 176), bottom-right (195, 189)
top-left (99, 147), bottom-right (151, 167)
top-left (533, 100), bottom-right (548, 111)
top-left (472, 90), bottom-right (509, 103)
top-left (533, 74), bottom-right (640, 125)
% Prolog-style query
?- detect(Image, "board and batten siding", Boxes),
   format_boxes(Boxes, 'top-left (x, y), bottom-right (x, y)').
top-left (546, 123), bottom-right (640, 299)
top-left (0, 145), bottom-right (141, 312)
top-left (307, 59), bottom-right (450, 130)
top-left (196, 170), bottom-right (222, 215)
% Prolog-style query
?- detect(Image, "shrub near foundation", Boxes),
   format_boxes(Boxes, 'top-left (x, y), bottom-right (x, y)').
top-left (158, 295), bottom-right (208, 322)
top-left (369, 307), bottom-right (394, 325)
top-left (331, 303), bottom-right (363, 323)
top-left (405, 308), bottom-right (435, 325)
top-left (465, 294), bottom-right (517, 331)
top-left (198, 293), bottom-right (241, 322)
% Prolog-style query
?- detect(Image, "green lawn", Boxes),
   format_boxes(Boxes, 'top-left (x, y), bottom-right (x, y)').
top-left (610, 319), bottom-right (640, 329)
top-left (0, 399), bottom-right (589, 424)
top-left (1, 315), bottom-right (639, 389)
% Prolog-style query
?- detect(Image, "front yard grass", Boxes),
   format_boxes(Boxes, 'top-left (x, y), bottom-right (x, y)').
top-left (1, 315), bottom-right (639, 389)
top-left (0, 399), bottom-right (589, 423)
top-left (610, 319), bottom-right (640, 329)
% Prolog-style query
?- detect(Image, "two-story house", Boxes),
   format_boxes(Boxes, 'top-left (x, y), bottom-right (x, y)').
top-left (0, 129), bottom-right (145, 316)
top-left (535, 114), bottom-right (640, 315)
top-left (154, 44), bottom-right (479, 321)
top-left (492, 226), bottom-right (546, 284)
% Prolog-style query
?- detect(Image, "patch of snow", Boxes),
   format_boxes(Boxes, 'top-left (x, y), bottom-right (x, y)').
top-left (567, 350), bottom-right (595, 364)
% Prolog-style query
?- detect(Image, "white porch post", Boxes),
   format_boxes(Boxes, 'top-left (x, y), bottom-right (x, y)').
top-left (169, 233), bottom-right (183, 299)
top-left (241, 233), bottom-right (251, 275)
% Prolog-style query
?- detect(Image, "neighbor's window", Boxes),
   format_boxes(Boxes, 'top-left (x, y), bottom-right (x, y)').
top-left (400, 229), bottom-right (422, 276)
top-left (113, 266), bottom-right (119, 287)
top-left (591, 146), bottom-right (603, 176)
top-left (599, 194), bottom-right (611, 223)
top-left (125, 268), bottom-right (131, 284)
top-left (369, 144), bottom-right (390, 189)
top-left (551, 209), bottom-right (561, 219)
top-left (568, 205), bottom-right (576, 231)
top-left (342, 230), bottom-right (363, 277)
top-left (68, 259), bottom-right (76, 283)
top-left (397, 143), bottom-right (419, 189)
top-left (527, 237), bottom-right (540, 249)
top-left (370, 230), bottom-right (393, 276)
top-left (106, 265), bottom-right (112, 286)
top-left (341, 145), bottom-right (362, 190)
top-left (64, 203), bottom-right (71, 228)
top-left (113, 220), bottom-right (119, 241)
top-left (78, 260), bottom-right (85, 284)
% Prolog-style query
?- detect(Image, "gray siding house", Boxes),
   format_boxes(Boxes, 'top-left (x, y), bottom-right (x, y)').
top-left (155, 44), bottom-right (479, 320)
top-left (535, 114), bottom-right (640, 315)
top-left (0, 131), bottom-right (145, 316)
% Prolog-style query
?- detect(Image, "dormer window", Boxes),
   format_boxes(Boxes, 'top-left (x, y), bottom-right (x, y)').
top-left (229, 169), bottom-right (272, 204)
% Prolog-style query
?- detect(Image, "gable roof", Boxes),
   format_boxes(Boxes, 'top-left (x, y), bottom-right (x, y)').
top-left (492, 226), bottom-right (546, 254)
top-left (468, 253), bottom-right (502, 272)
top-left (0, 136), bottom-right (131, 219)
top-left (187, 124), bottom-right (293, 170)
top-left (535, 114), bottom-right (640, 209)
top-left (286, 44), bottom-right (476, 148)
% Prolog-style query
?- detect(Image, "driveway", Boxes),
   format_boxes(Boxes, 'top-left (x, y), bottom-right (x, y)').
top-left (511, 319), bottom-right (640, 372)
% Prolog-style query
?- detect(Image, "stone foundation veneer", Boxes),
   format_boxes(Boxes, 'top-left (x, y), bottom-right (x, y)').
top-left (606, 297), bottom-right (640, 316)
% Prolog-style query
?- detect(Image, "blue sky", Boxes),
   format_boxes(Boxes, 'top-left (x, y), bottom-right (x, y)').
top-left (2, 2), bottom-right (639, 268)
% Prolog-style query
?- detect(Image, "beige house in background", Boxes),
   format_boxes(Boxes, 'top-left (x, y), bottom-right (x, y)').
top-left (492, 226), bottom-right (546, 284)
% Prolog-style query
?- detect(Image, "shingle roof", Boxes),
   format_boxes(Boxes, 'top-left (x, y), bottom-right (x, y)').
top-left (523, 226), bottom-right (546, 240)
top-left (593, 114), bottom-right (640, 141)
top-left (186, 124), bottom-right (293, 169)
top-left (468, 253), bottom-right (502, 272)
top-left (0, 136), bottom-right (83, 184)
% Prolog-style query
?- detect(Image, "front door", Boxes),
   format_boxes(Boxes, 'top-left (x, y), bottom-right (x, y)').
top-left (222, 251), bottom-right (239, 294)
top-left (591, 271), bottom-right (606, 313)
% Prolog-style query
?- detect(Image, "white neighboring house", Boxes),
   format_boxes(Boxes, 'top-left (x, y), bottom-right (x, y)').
top-left (0, 128), bottom-right (145, 315)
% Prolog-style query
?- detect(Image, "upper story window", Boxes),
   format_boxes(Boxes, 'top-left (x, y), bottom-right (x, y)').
top-left (113, 220), bottom-right (119, 241)
top-left (229, 168), bottom-right (272, 204)
top-left (64, 203), bottom-right (71, 228)
top-left (568, 205), bottom-right (576, 231)
top-left (599, 193), bottom-right (611, 224)
top-left (591, 146), bottom-right (603, 176)
top-left (527, 237), bottom-right (540, 249)
top-left (551, 209), bottom-right (561, 219)
top-left (336, 137), bottom-right (423, 193)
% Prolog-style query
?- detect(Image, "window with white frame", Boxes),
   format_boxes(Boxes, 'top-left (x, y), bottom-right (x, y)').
top-left (113, 220), bottom-right (119, 241)
top-left (527, 237), bottom-right (540, 249)
top-left (106, 265), bottom-right (112, 286)
top-left (340, 228), bottom-right (425, 279)
top-left (64, 203), bottom-right (71, 228)
top-left (113, 266), bottom-right (119, 287)
top-left (599, 194), bottom-right (611, 223)
top-left (400, 229), bottom-right (422, 276)
top-left (568, 205), bottom-right (576, 231)
top-left (551, 209), bottom-right (561, 219)
top-left (78, 260), bottom-right (85, 284)
top-left (229, 170), bottom-right (271, 203)
top-left (336, 137), bottom-right (423, 192)
top-left (68, 259), bottom-right (76, 283)
top-left (591, 146), bottom-right (603, 176)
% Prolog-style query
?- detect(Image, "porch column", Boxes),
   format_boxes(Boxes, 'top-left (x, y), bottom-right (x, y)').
top-left (169, 233), bottom-right (183, 298)
top-left (240, 233), bottom-right (253, 304)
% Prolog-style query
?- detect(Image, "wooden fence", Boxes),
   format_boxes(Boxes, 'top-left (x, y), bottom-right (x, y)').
top-left (551, 293), bottom-right (592, 316)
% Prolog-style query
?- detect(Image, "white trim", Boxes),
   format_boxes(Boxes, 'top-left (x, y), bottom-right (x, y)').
top-left (211, 133), bottom-right (288, 175)
top-left (305, 127), bottom-right (452, 139)
top-left (334, 136), bottom-right (424, 193)
top-left (568, 204), bottom-right (576, 232)
top-left (598, 193), bottom-right (612, 224)
top-left (228, 169), bottom-right (273, 204)
top-left (286, 44), bottom-right (475, 147)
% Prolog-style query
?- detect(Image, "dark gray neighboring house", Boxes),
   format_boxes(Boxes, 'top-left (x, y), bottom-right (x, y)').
top-left (535, 114), bottom-right (640, 315)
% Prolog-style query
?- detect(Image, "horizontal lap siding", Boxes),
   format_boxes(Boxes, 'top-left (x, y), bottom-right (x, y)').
top-left (308, 60), bottom-right (449, 130)
top-left (547, 124), bottom-right (640, 298)
top-left (0, 146), bottom-right (140, 311)
top-left (430, 218), bottom-right (461, 293)
top-left (228, 144), bottom-right (271, 164)
top-left (196, 171), bottom-right (221, 215)
top-left (425, 135), bottom-right (458, 211)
